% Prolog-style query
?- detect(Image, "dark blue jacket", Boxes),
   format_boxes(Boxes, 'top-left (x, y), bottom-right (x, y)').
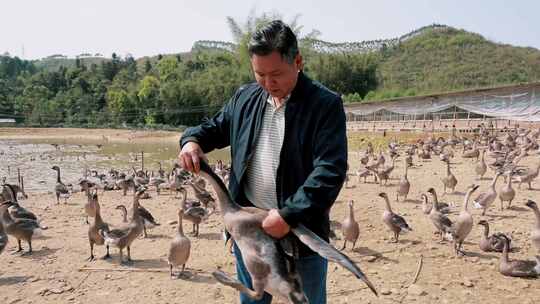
top-left (180, 72), bottom-right (347, 255)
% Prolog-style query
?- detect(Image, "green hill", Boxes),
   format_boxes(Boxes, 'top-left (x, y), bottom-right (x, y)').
top-left (373, 26), bottom-right (540, 98)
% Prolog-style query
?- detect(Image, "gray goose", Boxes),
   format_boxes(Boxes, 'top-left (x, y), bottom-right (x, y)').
top-left (1, 184), bottom-right (38, 221)
top-left (51, 165), bottom-right (70, 204)
top-left (168, 208), bottom-right (191, 279)
top-left (426, 188), bottom-right (451, 214)
top-left (378, 192), bottom-right (412, 243)
top-left (197, 160), bottom-right (378, 299)
top-left (498, 235), bottom-right (539, 278)
top-left (478, 220), bottom-right (508, 252)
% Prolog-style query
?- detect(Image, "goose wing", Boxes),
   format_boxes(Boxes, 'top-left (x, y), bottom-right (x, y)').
top-left (508, 260), bottom-right (538, 277)
top-left (138, 206), bottom-right (158, 225)
top-left (391, 214), bottom-right (412, 231)
top-left (291, 224), bottom-right (378, 296)
top-left (9, 205), bottom-right (38, 221)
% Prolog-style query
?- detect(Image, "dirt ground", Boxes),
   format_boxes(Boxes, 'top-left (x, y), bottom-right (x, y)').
top-left (1, 128), bottom-right (539, 304)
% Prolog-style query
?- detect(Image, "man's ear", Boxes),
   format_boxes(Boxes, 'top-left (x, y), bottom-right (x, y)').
top-left (295, 54), bottom-right (303, 71)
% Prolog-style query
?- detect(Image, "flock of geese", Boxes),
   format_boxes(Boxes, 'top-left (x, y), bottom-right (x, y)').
top-left (343, 126), bottom-right (540, 279)
top-left (1, 126), bottom-right (540, 302)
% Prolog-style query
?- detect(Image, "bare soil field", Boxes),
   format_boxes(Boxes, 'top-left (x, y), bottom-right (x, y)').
top-left (1, 128), bottom-right (539, 304)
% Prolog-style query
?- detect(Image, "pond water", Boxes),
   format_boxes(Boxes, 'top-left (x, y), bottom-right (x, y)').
top-left (0, 138), bottom-right (230, 193)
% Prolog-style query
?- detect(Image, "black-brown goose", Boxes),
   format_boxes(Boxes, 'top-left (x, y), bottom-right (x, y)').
top-left (51, 165), bottom-right (70, 204)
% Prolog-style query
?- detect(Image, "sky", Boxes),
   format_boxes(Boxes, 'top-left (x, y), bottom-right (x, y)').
top-left (2, 0), bottom-right (539, 60)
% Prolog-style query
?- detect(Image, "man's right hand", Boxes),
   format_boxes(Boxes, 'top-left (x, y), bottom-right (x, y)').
top-left (178, 142), bottom-right (207, 173)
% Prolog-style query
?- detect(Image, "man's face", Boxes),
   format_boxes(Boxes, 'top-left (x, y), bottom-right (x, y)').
top-left (250, 51), bottom-right (302, 99)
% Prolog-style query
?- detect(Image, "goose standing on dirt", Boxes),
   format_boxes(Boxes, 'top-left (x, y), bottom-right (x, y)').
top-left (87, 191), bottom-right (111, 261)
top-left (525, 200), bottom-right (540, 254)
top-left (498, 235), bottom-right (539, 278)
top-left (517, 162), bottom-right (540, 189)
top-left (499, 171), bottom-right (516, 210)
top-left (0, 202), bottom-right (43, 255)
top-left (341, 200), bottom-right (360, 250)
top-left (396, 161), bottom-right (410, 202)
top-left (478, 220), bottom-right (508, 252)
top-left (475, 150), bottom-right (487, 180)
top-left (1, 184), bottom-right (38, 221)
top-left (428, 191), bottom-right (454, 242)
top-left (473, 172), bottom-right (502, 216)
top-left (178, 188), bottom-right (209, 237)
top-left (378, 192), bottom-right (412, 243)
top-left (450, 185), bottom-right (479, 256)
top-left (102, 189), bottom-right (145, 264)
top-left (196, 161), bottom-right (378, 300)
top-left (426, 188), bottom-right (451, 214)
top-left (441, 159), bottom-right (458, 194)
top-left (51, 165), bottom-right (70, 204)
top-left (168, 208), bottom-right (191, 279)
top-left (188, 181), bottom-right (215, 210)
top-left (115, 204), bottom-right (160, 238)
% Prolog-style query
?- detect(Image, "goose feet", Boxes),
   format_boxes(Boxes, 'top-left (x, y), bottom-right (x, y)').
top-left (101, 253), bottom-right (111, 260)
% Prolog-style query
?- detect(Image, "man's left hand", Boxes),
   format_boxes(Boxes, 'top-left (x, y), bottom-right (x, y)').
top-left (262, 209), bottom-right (290, 239)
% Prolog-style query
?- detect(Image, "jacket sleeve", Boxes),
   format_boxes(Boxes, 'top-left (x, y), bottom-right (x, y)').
top-left (278, 96), bottom-right (348, 227)
top-left (179, 88), bottom-right (241, 153)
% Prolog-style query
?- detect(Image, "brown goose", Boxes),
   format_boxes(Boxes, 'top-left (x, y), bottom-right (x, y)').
top-left (378, 192), bottom-right (412, 243)
top-left (525, 200), bottom-right (540, 254)
top-left (450, 185), bottom-right (479, 256)
top-left (517, 162), bottom-right (540, 189)
top-left (0, 202), bottom-right (43, 255)
top-left (498, 235), bottom-right (539, 278)
top-left (428, 192), bottom-right (454, 242)
top-left (478, 220), bottom-right (508, 252)
top-left (115, 204), bottom-right (160, 238)
top-left (178, 188), bottom-right (209, 237)
top-left (426, 188), bottom-right (451, 214)
top-left (498, 171), bottom-right (516, 210)
top-left (473, 172), bottom-right (502, 216)
top-left (87, 191), bottom-right (111, 261)
top-left (168, 209), bottom-right (191, 279)
top-left (475, 150), bottom-right (487, 179)
top-left (441, 159), bottom-right (458, 193)
top-left (196, 160), bottom-right (378, 300)
top-left (188, 181), bottom-right (216, 210)
top-left (341, 200), bottom-right (360, 250)
top-left (102, 189), bottom-right (145, 264)
top-left (396, 161), bottom-right (410, 202)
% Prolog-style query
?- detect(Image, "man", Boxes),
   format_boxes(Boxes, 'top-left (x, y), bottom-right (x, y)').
top-left (178, 20), bottom-right (347, 304)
